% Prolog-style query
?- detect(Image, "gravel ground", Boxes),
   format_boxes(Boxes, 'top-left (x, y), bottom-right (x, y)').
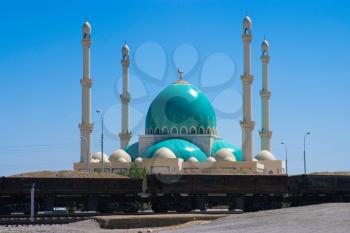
top-left (1, 203), bottom-right (350, 233)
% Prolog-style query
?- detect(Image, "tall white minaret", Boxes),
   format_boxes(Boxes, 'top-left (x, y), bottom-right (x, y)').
top-left (119, 43), bottom-right (131, 149)
top-left (240, 16), bottom-right (255, 161)
top-left (79, 21), bottom-right (93, 163)
top-left (259, 39), bottom-right (272, 151)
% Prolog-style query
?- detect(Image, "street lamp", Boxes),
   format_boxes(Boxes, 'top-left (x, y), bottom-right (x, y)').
top-left (303, 132), bottom-right (311, 174)
top-left (281, 142), bottom-right (288, 174)
top-left (96, 109), bottom-right (104, 173)
top-left (80, 136), bottom-right (90, 172)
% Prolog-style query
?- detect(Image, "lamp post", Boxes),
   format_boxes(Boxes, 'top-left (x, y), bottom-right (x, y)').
top-left (80, 136), bottom-right (89, 172)
top-left (96, 109), bottom-right (104, 172)
top-left (303, 132), bottom-right (311, 174)
top-left (280, 142), bottom-right (288, 174)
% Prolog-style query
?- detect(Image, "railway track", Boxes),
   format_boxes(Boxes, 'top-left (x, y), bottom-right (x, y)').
top-left (0, 210), bottom-right (240, 226)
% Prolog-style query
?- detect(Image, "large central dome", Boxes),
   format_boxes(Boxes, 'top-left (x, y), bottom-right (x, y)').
top-left (145, 80), bottom-right (216, 135)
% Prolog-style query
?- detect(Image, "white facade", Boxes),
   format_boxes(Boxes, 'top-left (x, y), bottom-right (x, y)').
top-left (75, 157), bottom-right (286, 175)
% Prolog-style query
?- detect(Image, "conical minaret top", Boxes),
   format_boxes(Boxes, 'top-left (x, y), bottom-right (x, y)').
top-left (82, 21), bottom-right (91, 39)
top-left (240, 15), bottom-right (255, 161)
top-left (122, 43), bottom-right (130, 61)
top-left (79, 20), bottom-right (93, 165)
top-left (259, 38), bottom-right (272, 151)
top-left (242, 16), bottom-right (252, 74)
top-left (119, 42), bottom-right (132, 149)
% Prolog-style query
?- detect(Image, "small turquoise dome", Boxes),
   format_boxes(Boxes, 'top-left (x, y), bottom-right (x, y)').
top-left (143, 139), bottom-right (207, 162)
top-left (145, 81), bottom-right (216, 135)
top-left (125, 142), bottom-right (139, 160)
top-left (211, 139), bottom-right (242, 161)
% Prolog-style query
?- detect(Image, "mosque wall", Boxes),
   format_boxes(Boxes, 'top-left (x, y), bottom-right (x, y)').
top-left (259, 160), bottom-right (286, 175)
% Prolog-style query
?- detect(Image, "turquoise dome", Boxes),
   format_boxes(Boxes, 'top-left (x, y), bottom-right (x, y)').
top-left (124, 142), bottom-right (139, 160)
top-left (145, 81), bottom-right (216, 135)
top-left (211, 139), bottom-right (242, 161)
top-left (143, 139), bottom-right (207, 161)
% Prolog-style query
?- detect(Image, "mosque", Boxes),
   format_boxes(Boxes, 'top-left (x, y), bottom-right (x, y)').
top-left (74, 16), bottom-right (286, 175)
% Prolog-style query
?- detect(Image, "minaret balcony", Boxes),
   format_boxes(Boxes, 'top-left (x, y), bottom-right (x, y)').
top-left (241, 34), bottom-right (252, 42)
top-left (259, 130), bottom-right (272, 138)
top-left (120, 92), bottom-right (131, 104)
top-left (240, 120), bottom-right (255, 129)
top-left (79, 123), bottom-right (94, 131)
top-left (121, 59), bottom-right (130, 66)
top-left (240, 74), bottom-right (254, 84)
top-left (80, 78), bottom-right (93, 87)
top-left (119, 131), bottom-right (132, 140)
top-left (260, 90), bottom-right (271, 98)
top-left (260, 56), bottom-right (270, 63)
top-left (81, 39), bottom-right (92, 47)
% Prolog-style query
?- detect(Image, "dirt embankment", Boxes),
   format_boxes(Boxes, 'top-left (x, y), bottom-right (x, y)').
top-left (10, 170), bottom-right (128, 178)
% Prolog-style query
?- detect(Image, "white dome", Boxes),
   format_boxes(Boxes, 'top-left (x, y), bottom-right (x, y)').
top-left (93, 152), bottom-right (109, 162)
top-left (115, 157), bottom-right (129, 163)
top-left (134, 157), bottom-right (143, 163)
top-left (154, 147), bottom-right (176, 159)
top-left (90, 158), bottom-right (100, 163)
top-left (255, 150), bottom-right (276, 161)
top-left (187, 157), bottom-right (198, 163)
top-left (215, 148), bottom-right (236, 162)
top-left (206, 156), bottom-right (216, 162)
top-left (110, 149), bottom-right (131, 163)
top-left (82, 21), bottom-right (91, 33)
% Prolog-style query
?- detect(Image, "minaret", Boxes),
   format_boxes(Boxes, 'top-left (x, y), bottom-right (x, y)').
top-left (119, 43), bottom-right (131, 149)
top-left (79, 21), bottom-right (93, 163)
top-left (240, 16), bottom-right (255, 161)
top-left (259, 39), bottom-right (272, 151)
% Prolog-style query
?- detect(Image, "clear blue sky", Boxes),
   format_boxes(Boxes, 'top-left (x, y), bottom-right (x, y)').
top-left (0, 0), bottom-right (349, 176)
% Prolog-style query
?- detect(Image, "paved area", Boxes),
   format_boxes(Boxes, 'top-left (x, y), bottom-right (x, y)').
top-left (160, 203), bottom-right (350, 233)
top-left (1, 203), bottom-right (350, 233)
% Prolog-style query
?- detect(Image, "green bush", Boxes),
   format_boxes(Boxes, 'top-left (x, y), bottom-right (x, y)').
top-left (128, 163), bottom-right (148, 179)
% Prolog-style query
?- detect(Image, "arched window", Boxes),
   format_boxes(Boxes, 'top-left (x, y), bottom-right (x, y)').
top-left (244, 28), bottom-right (251, 36)
top-left (149, 128), bottom-right (153, 134)
top-left (198, 127), bottom-right (205, 134)
top-left (206, 128), bottom-right (211, 135)
top-left (171, 127), bottom-right (178, 134)
top-left (180, 127), bottom-right (187, 134)
top-left (155, 128), bottom-right (160, 134)
top-left (162, 127), bottom-right (169, 135)
top-left (190, 127), bottom-right (197, 134)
